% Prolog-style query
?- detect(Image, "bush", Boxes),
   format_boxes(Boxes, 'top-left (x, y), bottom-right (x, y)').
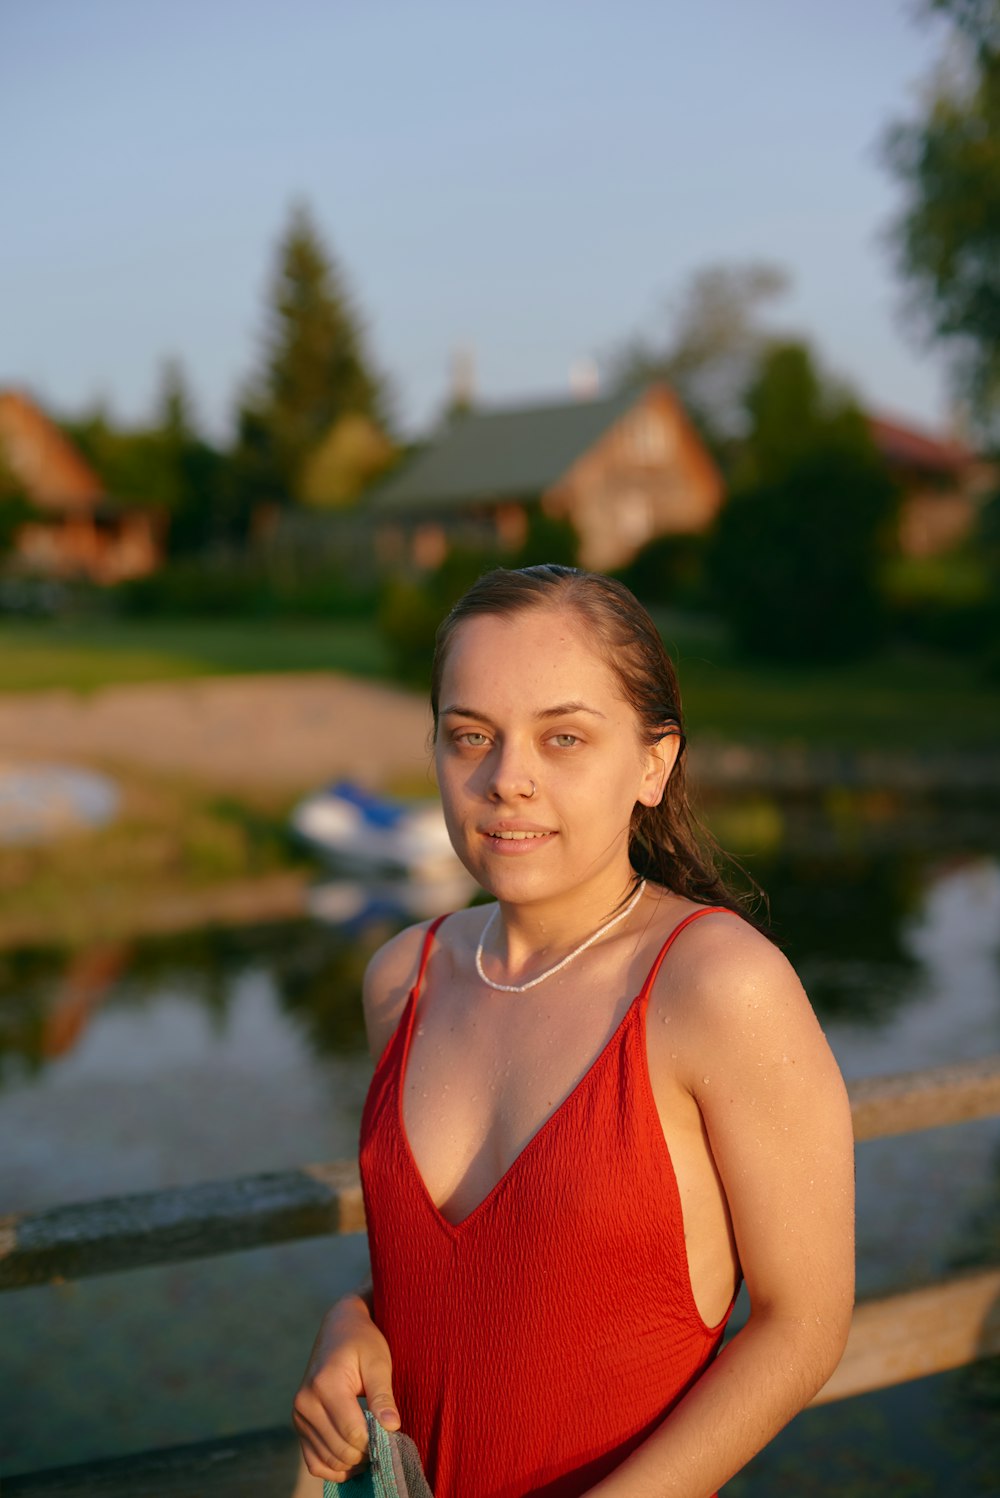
top-left (376, 511), bottom-right (576, 688)
top-left (377, 546), bottom-right (508, 686)
top-left (710, 445), bottom-right (897, 662)
top-left (614, 533), bottom-right (712, 611)
top-left (115, 556), bottom-right (376, 620)
top-left (884, 501), bottom-right (1000, 670)
top-left (511, 508), bottom-right (578, 569)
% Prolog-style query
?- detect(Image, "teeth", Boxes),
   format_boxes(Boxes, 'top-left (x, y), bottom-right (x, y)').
top-left (491, 830), bottom-right (546, 840)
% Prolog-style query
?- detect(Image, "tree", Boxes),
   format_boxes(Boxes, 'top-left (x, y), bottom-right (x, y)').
top-left (236, 203), bottom-right (388, 504)
top-left (884, 0), bottom-right (1000, 438)
top-left (63, 364), bottom-right (229, 555)
top-left (612, 262), bottom-right (790, 456)
top-left (151, 361), bottom-right (229, 556)
top-left (711, 342), bottom-right (897, 661)
top-left (299, 414), bottom-right (395, 508)
top-left (734, 342), bottom-right (869, 489)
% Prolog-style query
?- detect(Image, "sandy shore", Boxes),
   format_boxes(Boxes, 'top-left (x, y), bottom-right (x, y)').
top-left (0, 673), bottom-right (437, 793)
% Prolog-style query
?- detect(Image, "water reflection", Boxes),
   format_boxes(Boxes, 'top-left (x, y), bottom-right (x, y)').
top-left (0, 843), bottom-right (997, 1086)
top-left (757, 848), bottom-right (923, 1023)
top-left (0, 835), bottom-right (998, 1487)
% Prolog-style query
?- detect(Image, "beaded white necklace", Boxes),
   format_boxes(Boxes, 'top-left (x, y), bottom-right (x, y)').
top-left (474, 880), bottom-right (647, 993)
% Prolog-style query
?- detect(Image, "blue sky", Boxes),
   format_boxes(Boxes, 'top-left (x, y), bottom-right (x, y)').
top-left (1, 0), bottom-right (953, 441)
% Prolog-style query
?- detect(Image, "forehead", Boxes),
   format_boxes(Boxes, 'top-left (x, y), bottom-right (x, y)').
top-left (441, 606), bottom-right (619, 698)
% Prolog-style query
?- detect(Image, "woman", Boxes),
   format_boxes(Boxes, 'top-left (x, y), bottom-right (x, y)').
top-left (294, 565), bottom-right (855, 1497)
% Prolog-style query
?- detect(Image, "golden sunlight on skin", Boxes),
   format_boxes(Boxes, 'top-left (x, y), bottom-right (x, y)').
top-left (296, 589), bottom-right (854, 1498)
top-left (433, 606), bottom-right (673, 966)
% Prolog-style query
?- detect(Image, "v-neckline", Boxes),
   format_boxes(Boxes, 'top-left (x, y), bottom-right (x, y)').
top-left (394, 982), bottom-right (645, 1236)
top-left (390, 903), bottom-right (730, 1237)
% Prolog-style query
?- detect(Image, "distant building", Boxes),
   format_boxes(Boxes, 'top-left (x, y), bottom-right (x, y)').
top-left (868, 413), bottom-right (995, 558)
top-left (370, 383), bottom-right (723, 572)
top-left (0, 390), bottom-right (162, 583)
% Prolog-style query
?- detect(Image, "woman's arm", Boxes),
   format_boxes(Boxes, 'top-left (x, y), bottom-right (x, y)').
top-left (292, 922), bottom-right (430, 1483)
top-left (589, 919), bottom-right (855, 1497)
top-left (293, 1290), bottom-right (401, 1484)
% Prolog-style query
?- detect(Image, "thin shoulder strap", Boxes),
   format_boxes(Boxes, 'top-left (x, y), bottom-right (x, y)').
top-left (638, 906), bottom-right (735, 1011)
top-left (411, 913), bottom-right (450, 1001)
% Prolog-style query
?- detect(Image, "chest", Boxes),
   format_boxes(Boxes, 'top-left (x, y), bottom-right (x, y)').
top-left (400, 979), bottom-right (636, 1222)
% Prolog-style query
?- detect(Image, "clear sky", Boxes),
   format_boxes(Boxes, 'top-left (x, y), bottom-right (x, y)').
top-left (1, 0), bottom-right (954, 442)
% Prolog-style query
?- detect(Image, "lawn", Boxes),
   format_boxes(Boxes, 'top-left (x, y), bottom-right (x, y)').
top-left (660, 614), bottom-right (999, 753)
top-left (0, 617), bottom-right (393, 692)
top-left (0, 612), bottom-right (996, 753)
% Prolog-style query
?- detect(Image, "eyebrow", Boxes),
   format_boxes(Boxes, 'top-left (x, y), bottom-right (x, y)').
top-left (440, 701), bottom-right (607, 723)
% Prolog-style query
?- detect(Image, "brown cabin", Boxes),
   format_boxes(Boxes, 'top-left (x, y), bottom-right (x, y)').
top-left (370, 383), bottom-right (723, 572)
top-left (0, 390), bottom-right (162, 583)
top-left (868, 413), bottom-right (995, 558)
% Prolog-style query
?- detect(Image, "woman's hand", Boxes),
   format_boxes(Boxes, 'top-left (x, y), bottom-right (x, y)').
top-left (292, 1294), bottom-right (401, 1484)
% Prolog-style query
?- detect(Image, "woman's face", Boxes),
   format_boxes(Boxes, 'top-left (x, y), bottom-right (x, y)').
top-left (434, 605), bottom-right (670, 908)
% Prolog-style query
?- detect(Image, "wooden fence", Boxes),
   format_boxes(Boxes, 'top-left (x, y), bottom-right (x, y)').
top-left (3, 1055), bottom-right (999, 1495)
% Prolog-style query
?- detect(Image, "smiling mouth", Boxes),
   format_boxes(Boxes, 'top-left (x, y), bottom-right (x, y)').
top-left (487, 830), bottom-right (551, 840)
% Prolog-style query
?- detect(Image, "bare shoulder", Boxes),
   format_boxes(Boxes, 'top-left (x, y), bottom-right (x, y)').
top-left (361, 921), bottom-right (433, 1063)
top-left (652, 907), bottom-right (804, 1016)
top-left (648, 906), bottom-right (838, 1089)
top-left (362, 905), bottom-right (488, 1062)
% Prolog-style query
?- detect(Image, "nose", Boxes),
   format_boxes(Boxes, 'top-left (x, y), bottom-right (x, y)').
top-left (487, 742), bottom-right (536, 803)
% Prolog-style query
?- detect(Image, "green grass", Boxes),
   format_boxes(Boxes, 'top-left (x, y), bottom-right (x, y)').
top-left (0, 617), bottom-right (392, 693)
top-left (883, 548), bottom-right (990, 604)
top-left (657, 614), bottom-right (999, 753)
top-left (1, 612), bottom-right (997, 754)
top-left (0, 770), bottom-right (309, 950)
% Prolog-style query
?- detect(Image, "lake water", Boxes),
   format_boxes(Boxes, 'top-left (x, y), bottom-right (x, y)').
top-left (1, 821), bottom-right (998, 1493)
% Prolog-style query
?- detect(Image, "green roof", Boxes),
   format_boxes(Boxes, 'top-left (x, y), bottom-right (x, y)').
top-left (370, 387), bottom-right (641, 512)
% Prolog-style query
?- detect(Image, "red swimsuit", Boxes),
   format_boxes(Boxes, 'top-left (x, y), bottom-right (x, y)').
top-left (359, 907), bottom-right (737, 1498)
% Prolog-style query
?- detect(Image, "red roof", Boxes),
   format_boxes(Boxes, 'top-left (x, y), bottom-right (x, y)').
top-left (0, 390), bottom-right (104, 511)
top-left (867, 414), bottom-right (975, 476)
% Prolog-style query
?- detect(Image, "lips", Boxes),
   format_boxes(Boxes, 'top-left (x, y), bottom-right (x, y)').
top-left (479, 822), bottom-right (556, 851)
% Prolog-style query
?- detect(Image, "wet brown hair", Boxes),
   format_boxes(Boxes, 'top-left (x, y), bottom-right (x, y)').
top-left (430, 563), bottom-right (765, 923)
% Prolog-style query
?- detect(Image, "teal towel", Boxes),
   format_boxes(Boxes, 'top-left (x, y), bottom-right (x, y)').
top-left (323, 1409), bottom-right (433, 1498)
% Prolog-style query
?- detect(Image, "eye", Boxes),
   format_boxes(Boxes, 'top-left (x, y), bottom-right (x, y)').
top-left (456, 730), bottom-right (490, 748)
top-left (550, 733), bottom-right (581, 748)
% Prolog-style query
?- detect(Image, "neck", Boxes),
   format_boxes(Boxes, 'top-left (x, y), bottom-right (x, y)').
top-left (488, 872), bottom-right (646, 970)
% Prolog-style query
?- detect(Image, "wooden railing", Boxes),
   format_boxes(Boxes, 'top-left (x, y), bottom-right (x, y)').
top-left (3, 1055), bottom-right (999, 1494)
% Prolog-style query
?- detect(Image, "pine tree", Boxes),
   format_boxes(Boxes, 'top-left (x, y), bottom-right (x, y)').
top-left (238, 204), bottom-right (386, 504)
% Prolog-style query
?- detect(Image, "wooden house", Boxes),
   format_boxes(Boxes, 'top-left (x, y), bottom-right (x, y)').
top-left (370, 383), bottom-right (723, 572)
top-left (868, 413), bottom-right (995, 558)
top-left (0, 390), bottom-right (162, 583)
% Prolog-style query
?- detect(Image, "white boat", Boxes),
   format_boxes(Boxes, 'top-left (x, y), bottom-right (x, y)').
top-left (290, 780), bottom-right (463, 879)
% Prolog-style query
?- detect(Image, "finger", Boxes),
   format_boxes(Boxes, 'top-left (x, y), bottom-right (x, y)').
top-left (298, 1427), bottom-right (368, 1485)
top-left (360, 1356), bottom-right (401, 1431)
top-left (370, 1396), bottom-right (401, 1432)
top-left (293, 1402), bottom-right (368, 1471)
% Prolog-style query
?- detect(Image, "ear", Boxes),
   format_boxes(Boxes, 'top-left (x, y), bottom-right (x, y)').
top-left (637, 726), bottom-right (682, 808)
